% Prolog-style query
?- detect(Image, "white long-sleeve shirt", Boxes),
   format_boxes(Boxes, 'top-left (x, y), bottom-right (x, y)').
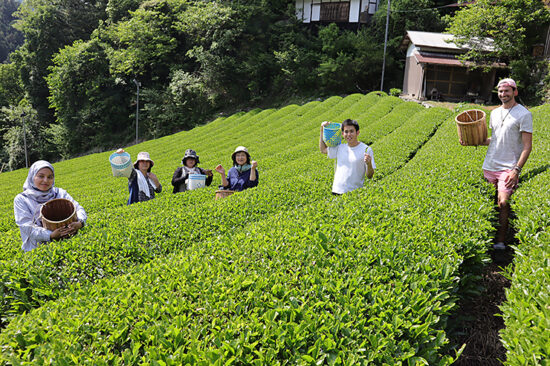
top-left (14, 188), bottom-right (87, 252)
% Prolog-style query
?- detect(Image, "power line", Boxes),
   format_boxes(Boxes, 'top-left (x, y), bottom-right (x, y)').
top-left (390, 2), bottom-right (466, 13)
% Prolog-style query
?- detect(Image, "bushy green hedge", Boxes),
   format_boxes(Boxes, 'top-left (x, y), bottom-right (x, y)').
top-left (0, 93), bottom-right (409, 324)
top-left (500, 104), bottom-right (550, 365)
top-left (0, 94), bottom-right (499, 364)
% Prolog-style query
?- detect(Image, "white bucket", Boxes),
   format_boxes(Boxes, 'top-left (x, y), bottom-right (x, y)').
top-left (109, 152), bottom-right (133, 178)
top-left (187, 174), bottom-right (206, 190)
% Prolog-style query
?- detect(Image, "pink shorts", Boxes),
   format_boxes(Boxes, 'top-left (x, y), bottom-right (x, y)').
top-left (483, 169), bottom-right (516, 194)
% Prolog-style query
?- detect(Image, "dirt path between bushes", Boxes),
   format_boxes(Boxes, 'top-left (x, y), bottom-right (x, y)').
top-left (452, 250), bottom-right (513, 365)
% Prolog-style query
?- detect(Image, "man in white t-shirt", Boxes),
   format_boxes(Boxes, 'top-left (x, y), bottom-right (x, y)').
top-left (463, 78), bottom-right (533, 250)
top-left (319, 119), bottom-right (375, 194)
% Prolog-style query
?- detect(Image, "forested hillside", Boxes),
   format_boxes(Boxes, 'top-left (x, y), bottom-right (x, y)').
top-left (0, 0), bottom-right (454, 170)
top-left (0, 0), bottom-right (548, 173)
top-left (0, 0), bottom-right (23, 63)
top-left (0, 94), bottom-right (548, 364)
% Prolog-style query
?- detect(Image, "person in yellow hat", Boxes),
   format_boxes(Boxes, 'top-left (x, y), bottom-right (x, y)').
top-left (215, 146), bottom-right (258, 192)
top-left (115, 149), bottom-right (162, 204)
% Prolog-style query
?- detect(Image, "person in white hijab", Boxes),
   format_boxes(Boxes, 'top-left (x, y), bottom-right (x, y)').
top-left (13, 160), bottom-right (87, 252)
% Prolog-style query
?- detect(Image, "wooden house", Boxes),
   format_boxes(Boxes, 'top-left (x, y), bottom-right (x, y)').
top-left (401, 31), bottom-right (507, 103)
top-left (295, 0), bottom-right (380, 24)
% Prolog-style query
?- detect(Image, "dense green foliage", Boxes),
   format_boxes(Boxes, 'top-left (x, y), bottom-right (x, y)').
top-left (500, 104), bottom-right (550, 365)
top-left (0, 0), bottom-right (23, 63)
top-left (445, 0), bottom-right (550, 105)
top-left (0, 94), bottom-right (547, 363)
top-left (0, 0), bottom-right (461, 170)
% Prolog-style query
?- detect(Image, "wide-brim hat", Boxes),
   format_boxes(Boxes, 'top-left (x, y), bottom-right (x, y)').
top-left (182, 149), bottom-right (200, 165)
top-left (133, 151), bottom-right (154, 169)
top-left (231, 146), bottom-right (250, 160)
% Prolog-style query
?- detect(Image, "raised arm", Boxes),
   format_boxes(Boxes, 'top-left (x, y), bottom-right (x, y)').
top-left (364, 153), bottom-right (374, 179)
top-left (215, 165), bottom-right (229, 187)
top-left (249, 161), bottom-right (258, 181)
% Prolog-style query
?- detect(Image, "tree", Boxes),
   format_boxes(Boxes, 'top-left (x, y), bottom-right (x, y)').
top-left (316, 25), bottom-right (385, 94)
top-left (0, 0), bottom-right (23, 63)
top-left (368, 0), bottom-right (452, 91)
top-left (0, 63), bottom-right (23, 107)
top-left (1, 103), bottom-right (54, 170)
top-left (11, 0), bottom-right (108, 126)
top-left (105, 0), bottom-right (144, 23)
top-left (47, 38), bottom-right (132, 157)
top-left (446, 0), bottom-right (550, 103)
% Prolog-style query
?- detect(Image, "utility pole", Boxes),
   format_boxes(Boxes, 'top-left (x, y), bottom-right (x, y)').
top-left (380, 0), bottom-right (390, 92)
top-left (20, 111), bottom-right (28, 168)
top-left (133, 79), bottom-right (141, 145)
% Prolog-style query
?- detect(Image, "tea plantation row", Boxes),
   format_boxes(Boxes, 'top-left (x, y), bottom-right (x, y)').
top-left (500, 104), bottom-right (550, 364)
top-left (0, 93), bottom-right (421, 321)
top-left (0, 95), bottom-right (547, 364)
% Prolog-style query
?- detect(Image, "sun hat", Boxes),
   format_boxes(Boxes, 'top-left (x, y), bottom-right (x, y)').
top-left (182, 149), bottom-right (200, 165)
top-left (231, 146), bottom-right (250, 160)
top-left (133, 152), bottom-right (154, 169)
top-left (231, 146), bottom-right (251, 166)
top-left (497, 78), bottom-right (517, 89)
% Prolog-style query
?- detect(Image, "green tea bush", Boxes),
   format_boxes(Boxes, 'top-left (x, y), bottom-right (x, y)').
top-left (500, 104), bottom-right (550, 365)
top-left (3, 95), bottom-right (546, 364)
top-left (0, 93), bottom-right (414, 325)
top-left (0, 95), bottom-right (500, 364)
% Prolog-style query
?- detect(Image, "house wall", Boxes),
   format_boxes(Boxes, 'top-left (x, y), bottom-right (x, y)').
top-left (295, 0), bottom-right (377, 23)
top-left (402, 45), bottom-right (424, 99)
top-left (349, 0), bottom-right (360, 22)
top-left (296, 0), bottom-right (312, 22)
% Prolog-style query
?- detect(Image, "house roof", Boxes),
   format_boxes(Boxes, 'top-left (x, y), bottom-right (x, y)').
top-left (402, 31), bottom-right (495, 53)
top-left (413, 52), bottom-right (464, 66)
top-left (405, 31), bottom-right (461, 51)
top-left (412, 50), bottom-right (507, 68)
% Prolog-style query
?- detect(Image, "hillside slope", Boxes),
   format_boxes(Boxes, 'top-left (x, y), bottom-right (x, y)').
top-left (0, 94), bottom-right (548, 364)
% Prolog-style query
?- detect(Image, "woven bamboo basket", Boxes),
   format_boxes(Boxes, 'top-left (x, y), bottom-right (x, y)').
top-left (455, 109), bottom-right (487, 146)
top-left (41, 198), bottom-right (77, 230)
top-left (215, 190), bottom-right (235, 200)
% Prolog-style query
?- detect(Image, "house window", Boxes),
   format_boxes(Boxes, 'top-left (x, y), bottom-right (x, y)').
top-left (425, 65), bottom-right (467, 99)
top-left (320, 2), bottom-right (350, 22)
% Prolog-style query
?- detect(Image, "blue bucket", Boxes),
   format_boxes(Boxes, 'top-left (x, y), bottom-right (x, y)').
top-left (323, 123), bottom-right (342, 147)
top-left (109, 152), bottom-right (132, 177)
top-left (187, 174), bottom-right (206, 190)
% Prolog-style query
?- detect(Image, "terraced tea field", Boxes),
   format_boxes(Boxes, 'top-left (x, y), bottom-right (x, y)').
top-left (0, 93), bottom-right (547, 364)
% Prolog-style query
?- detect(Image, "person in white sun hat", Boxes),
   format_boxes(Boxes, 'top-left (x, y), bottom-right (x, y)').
top-left (215, 146), bottom-right (259, 192)
top-left (115, 149), bottom-right (162, 204)
top-left (462, 78), bottom-right (533, 251)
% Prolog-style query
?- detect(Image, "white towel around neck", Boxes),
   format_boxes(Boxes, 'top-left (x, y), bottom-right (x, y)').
top-left (135, 169), bottom-right (157, 198)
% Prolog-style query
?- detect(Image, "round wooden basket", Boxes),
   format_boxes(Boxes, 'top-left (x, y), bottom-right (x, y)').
top-left (455, 109), bottom-right (487, 146)
top-left (215, 190), bottom-right (235, 200)
top-left (41, 198), bottom-right (77, 230)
